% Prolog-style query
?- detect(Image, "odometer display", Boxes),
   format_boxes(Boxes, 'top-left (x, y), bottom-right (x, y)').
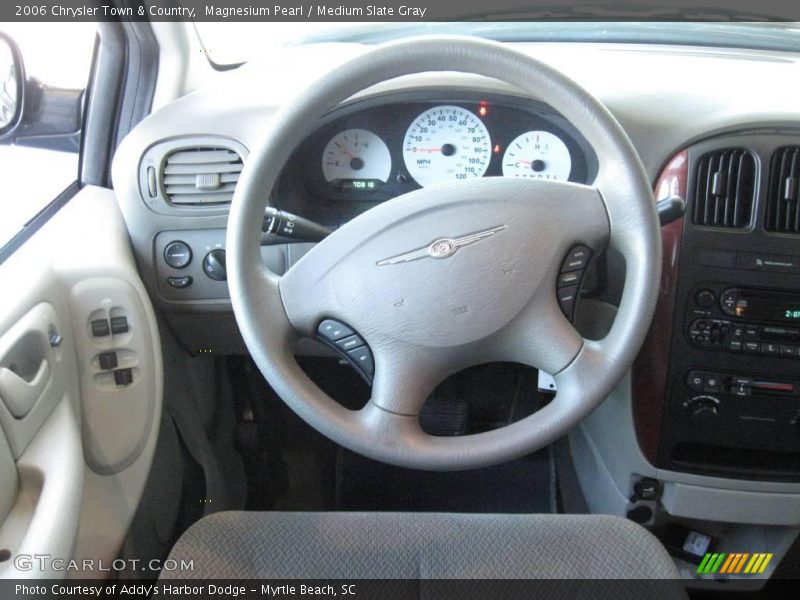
top-left (402, 105), bottom-right (491, 187)
top-left (334, 179), bottom-right (382, 192)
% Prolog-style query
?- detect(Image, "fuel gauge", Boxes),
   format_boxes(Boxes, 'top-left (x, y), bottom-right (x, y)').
top-left (322, 128), bottom-right (391, 192)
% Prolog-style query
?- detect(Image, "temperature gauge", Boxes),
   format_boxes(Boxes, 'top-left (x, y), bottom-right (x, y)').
top-left (502, 131), bottom-right (572, 181)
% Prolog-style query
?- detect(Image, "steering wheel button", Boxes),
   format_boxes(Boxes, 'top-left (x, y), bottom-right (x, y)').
top-left (317, 319), bottom-right (354, 341)
top-left (558, 271), bottom-right (581, 287)
top-left (336, 335), bottom-right (364, 352)
top-left (347, 346), bottom-right (374, 377)
top-left (561, 245), bottom-right (591, 272)
top-left (557, 285), bottom-right (578, 319)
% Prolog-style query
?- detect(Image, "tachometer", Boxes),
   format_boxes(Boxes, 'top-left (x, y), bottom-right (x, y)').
top-left (502, 131), bottom-right (572, 181)
top-left (402, 105), bottom-right (491, 187)
top-left (322, 128), bottom-right (391, 192)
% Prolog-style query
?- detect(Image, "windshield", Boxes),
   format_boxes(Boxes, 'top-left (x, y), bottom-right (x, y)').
top-left (195, 21), bottom-right (800, 66)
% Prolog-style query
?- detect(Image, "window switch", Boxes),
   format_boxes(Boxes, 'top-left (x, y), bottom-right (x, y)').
top-left (91, 319), bottom-right (110, 337)
top-left (98, 352), bottom-right (118, 370)
top-left (114, 368), bottom-right (133, 386)
top-left (110, 316), bottom-right (129, 335)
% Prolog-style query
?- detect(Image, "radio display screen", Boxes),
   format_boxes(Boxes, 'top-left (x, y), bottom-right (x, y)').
top-left (742, 291), bottom-right (800, 323)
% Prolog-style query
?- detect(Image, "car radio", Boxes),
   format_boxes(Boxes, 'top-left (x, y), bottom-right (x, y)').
top-left (686, 284), bottom-right (800, 358)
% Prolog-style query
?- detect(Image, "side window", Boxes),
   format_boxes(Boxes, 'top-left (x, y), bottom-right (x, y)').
top-left (0, 23), bottom-right (96, 248)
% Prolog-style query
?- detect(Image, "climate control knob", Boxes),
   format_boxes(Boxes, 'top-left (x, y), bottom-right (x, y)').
top-left (687, 396), bottom-right (720, 425)
top-left (203, 249), bottom-right (227, 281)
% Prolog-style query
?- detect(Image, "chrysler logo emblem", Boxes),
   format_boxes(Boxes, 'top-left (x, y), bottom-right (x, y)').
top-left (376, 225), bottom-right (506, 266)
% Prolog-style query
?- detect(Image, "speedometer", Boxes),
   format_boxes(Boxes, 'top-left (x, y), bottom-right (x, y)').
top-left (402, 105), bottom-right (491, 187)
top-left (502, 131), bottom-right (572, 180)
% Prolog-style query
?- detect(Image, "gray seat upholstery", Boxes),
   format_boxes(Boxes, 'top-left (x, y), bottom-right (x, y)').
top-left (167, 511), bottom-right (685, 589)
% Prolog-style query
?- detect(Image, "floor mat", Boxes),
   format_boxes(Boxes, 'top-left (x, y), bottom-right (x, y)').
top-left (335, 448), bottom-right (555, 513)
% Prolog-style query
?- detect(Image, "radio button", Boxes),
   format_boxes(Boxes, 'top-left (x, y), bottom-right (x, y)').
top-left (728, 340), bottom-right (743, 353)
top-left (763, 343), bottom-right (780, 356)
top-left (720, 288), bottom-right (739, 315)
top-left (780, 345), bottom-right (799, 357)
top-left (744, 342), bottom-right (761, 354)
top-left (695, 289), bottom-right (716, 309)
top-left (744, 327), bottom-right (759, 340)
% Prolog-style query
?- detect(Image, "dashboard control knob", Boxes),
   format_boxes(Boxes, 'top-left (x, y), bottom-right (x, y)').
top-left (695, 289), bottom-right (716, 309)
top-left (720, 288), bottom-right (740, 316)
top-left (164, 240), bottom-right (192, 269)
top-left (203, 249), bottom-right (227, 281)
top-left (687, 396), bottom-right (720, 425)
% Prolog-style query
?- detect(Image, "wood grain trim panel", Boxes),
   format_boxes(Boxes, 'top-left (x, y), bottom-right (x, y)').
top-left (632, 149), bottom-right (688, 464)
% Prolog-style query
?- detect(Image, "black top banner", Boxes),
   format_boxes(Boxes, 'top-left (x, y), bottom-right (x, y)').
top-left (3, 0), bottom-right (800, 22)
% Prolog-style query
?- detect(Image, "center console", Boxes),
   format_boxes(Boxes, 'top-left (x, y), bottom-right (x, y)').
top-left (646, 132), bottom-right (800, 482)
top-left (665, 282), bottom-right (800, 480)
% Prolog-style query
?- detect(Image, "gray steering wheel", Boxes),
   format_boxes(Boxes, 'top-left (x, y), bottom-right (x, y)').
top-left (227, 37), bottom-right (661, 471)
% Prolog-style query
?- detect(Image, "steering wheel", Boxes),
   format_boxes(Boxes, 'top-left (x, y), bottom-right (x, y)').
top-left (227, 37), bottom-right (661, 471)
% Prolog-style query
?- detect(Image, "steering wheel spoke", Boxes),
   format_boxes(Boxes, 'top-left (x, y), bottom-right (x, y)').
top-left (368, 341), bottom-right (457, 417)
top-left (491, 286), bottom-right (585, 376)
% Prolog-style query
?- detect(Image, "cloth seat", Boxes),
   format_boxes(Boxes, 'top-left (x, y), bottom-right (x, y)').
top-left (165, 511), bottom-right (686, 598)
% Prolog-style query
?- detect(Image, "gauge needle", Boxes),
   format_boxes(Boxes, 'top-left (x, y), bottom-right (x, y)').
top-left (413, 147), bottom-right (444, 153)
top-left (335, 142), bottom-right (356, 159)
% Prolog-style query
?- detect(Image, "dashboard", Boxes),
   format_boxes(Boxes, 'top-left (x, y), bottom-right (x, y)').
top-left (278, 92), bottom-right (596, 225)
top-left (106, 39), bottom-right (800, 577)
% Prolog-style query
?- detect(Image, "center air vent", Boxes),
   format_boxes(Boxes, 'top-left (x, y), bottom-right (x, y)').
top-left (691, 149), bottom-right (755, 229)
top-left (765, 147), bottom-right (800, 234)
top-left (162, 147), bottom-right (244, 206)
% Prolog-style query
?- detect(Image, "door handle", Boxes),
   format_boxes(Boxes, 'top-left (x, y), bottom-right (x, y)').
top-left (0, 359), bottom-right (50, 418)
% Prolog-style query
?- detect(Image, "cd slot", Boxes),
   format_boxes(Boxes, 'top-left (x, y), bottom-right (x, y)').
top-left (761, 326), bottom-right (800, 342)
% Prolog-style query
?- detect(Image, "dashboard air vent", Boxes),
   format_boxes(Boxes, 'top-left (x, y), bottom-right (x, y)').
top-left (765, 147), bottom-right (800, 234)
top-left (162, 147), bottom-right (243, 205)
top-left (691, 149), bottom-right (755, 229)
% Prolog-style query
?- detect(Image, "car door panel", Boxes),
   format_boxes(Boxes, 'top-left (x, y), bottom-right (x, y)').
top-left (0, 186), bottom-right (163, 578)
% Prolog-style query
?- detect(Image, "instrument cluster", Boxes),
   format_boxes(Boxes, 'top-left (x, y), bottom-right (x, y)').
top-left (289, 92), bottom-right (596, 209)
